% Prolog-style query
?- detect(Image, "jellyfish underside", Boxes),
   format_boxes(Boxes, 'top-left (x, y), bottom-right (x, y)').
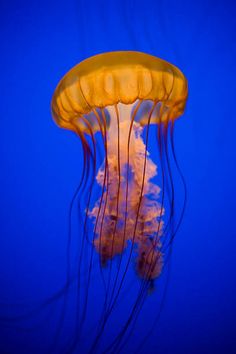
top-left (88, 101), bottom-right (164, 281)
top-left (50, 51), bottom-right (188, 353)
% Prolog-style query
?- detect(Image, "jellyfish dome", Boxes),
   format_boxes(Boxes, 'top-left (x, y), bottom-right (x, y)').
top-left (51, 51), bottom-right (188, 353)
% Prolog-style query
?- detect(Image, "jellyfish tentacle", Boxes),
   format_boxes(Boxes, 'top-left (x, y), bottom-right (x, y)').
top-left (133, 117), bottom-right (187, 354)
top-left (124, 101), bottom-right (157, 272)
top-left (105, 112), bottom-right (169, 354)
top-left (130, 119), bottom-right (166, 323)
top-left (136, 117), bottom-right (165, 288)
top-left (161, 120), bottom-right (176, 251)
top-left (167, 120), bottom-right (187, 246)
top-left (142, 117), bottom-right (175, 286)
top-left (106, 100), bottom-right (143, 311)
top-left (137, 124), bottom-right (168, 298)
top-left (91, 108), bottom-right (111, 268)
top-left (91, 109), bottom-right (109, 257)
top-left (97, 108), bottom-right (111, 291)
top-left (88, 105), bottom-right (123, 354)
top-left (134, 101), bottom-right (169, 286)
top-left (128, 117), bottom-right (183, 354)
top-left (105, 104), bottom-right (122, 293)
top-left (48, 119), bottom-right (98, 354)
top-left (81, 107), bottom-right (124, 352)
top-left (91, 108), bottom-right (115, 332)
top-left (92, 108), bottom-right (111, 292)
top-left (72, 122), bottom-right (95, 241)
top-left (92, 104), bottom-right (123, 349)
top-left (142, 120), bottom-right (170, 283)
top-left (135, 120), bottom-right (174, 296)
top-left (101, 102), bottom-right (158, 354)
top-left (67, 117), bottom-right (98, 353)
top-left (104, 102), bottom-right (143, 309)
top-left (133, 119), bottom-right (187, 354)
top-left (75, 112), bottom-right (116, 352)
top-left (157, 94), bottom-right (180, 249)
top-left (117, 115), bottom-right (165, 350)
top-left (88, 102), bottom-right (144, 354)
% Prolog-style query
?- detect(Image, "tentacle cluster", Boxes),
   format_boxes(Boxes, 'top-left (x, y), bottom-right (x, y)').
top-left (89, 110), bottom-right (164, 280)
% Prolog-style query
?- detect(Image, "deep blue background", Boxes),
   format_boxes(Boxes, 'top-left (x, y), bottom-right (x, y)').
top-left (1, 0), bottom-right (236, 353)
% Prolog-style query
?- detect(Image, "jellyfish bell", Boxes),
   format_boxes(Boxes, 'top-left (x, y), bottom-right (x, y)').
top-left (51, 51), bottom-right (188, 352)
top-left (52, 51), bottom-right (187, 128)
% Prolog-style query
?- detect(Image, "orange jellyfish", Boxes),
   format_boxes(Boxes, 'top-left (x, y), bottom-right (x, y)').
top-left (51, 51), bottom-right (188, 353)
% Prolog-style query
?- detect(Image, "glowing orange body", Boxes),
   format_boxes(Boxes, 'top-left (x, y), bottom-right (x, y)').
top-left (51, 51), bottom-right (188, 281)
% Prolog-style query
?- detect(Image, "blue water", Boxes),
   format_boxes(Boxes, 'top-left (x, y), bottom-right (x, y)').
top-left (1, 0), bottom-right (236, 353)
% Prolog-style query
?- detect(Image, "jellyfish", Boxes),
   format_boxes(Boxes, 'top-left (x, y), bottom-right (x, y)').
top-left (51, 51), bottom-right (188, 353)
